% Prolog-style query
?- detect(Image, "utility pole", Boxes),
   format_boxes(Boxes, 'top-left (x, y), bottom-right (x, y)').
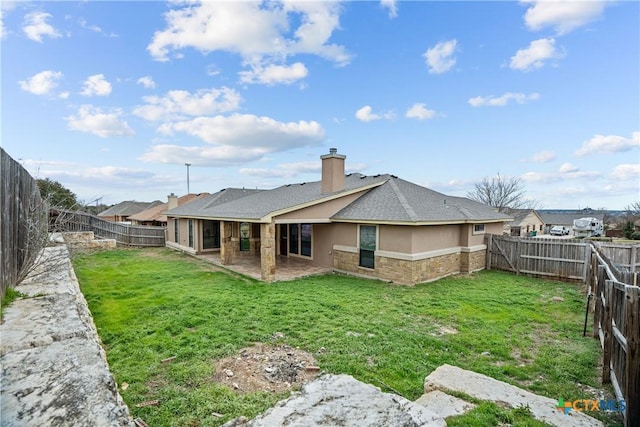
top-left (185, 163), bottom-right (191, 194)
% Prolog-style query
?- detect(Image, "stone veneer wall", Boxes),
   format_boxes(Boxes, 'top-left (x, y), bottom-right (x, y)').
top-left (333, 248), bottom-right (485, 285)
top-left (460, 250), bottom-right (486, 273)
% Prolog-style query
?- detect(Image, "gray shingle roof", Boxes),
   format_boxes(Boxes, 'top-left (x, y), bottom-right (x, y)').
top-left (171, 174), bottom-right (389, 220)
top-left (332, 177), bottom-right (511, 223)
top-left (537, 210), bottom-right (605, 226)
top-left (165, 188), bottom-right (263, 217)
top-left (167, 174), bottom-right (510, 224)
top-left (98, 200), bottom-right (163, 217)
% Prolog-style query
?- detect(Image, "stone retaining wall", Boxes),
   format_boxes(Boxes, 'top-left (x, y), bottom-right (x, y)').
top-left (0, 245), bottom-right (133, 426)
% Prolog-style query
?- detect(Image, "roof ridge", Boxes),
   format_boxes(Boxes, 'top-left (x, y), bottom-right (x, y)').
top-left (387, 178), bottom-right (419, 221)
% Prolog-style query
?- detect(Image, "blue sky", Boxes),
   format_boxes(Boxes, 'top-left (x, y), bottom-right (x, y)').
top-left (1, 0), bottom-right (638, 209)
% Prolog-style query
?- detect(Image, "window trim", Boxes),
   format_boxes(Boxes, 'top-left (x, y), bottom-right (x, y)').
top-left (473, 224), bottom-right (485, 235)
top-left (188, 219), bottom-right (194, 248)
top-left (358, 224), bottom-right (377, 269)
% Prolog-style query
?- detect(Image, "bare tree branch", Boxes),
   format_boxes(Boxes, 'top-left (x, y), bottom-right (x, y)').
top-left (467, 173), bottom-right (540, 213)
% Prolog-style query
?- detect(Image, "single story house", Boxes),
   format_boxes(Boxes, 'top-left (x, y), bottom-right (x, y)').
top-left (98, 200), bottom-right (163, 223)
top-left (503, 209), bottom-right (545, 237)
top-left (165, 149), bottom-right (512, 284)
top-left (129, 193), bottom-right (210, 227)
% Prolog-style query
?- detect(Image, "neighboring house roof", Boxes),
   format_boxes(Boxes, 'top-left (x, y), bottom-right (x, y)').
top-left (538, 210), bottom-right (605, 226)
top-left (502, 209), bottom-right (544, 227)
top-left (98, 200), bottom-right (163, 218)
top-left (168, 173), bottom-right (511, 225)
top-left (129, 193), bottom-right (210, 223)
top-left (332, 176), bottom-right (511, 223)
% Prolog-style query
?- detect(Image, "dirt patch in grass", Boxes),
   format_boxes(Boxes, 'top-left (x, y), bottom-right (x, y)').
top-left (212, 343), bottom-right (320, 394)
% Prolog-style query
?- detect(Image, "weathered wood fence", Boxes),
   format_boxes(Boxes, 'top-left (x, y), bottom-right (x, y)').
top-left (1, 148), bottom-right (48, 299)
top-left (55, 210), bottom-right (166, 247)
top-left (487, 234), bottom-right (639, 425)
top-left (486, 235), bottom-right (590, 281)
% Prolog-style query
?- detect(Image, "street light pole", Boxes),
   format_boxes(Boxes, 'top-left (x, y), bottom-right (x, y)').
top-left (185, 163), bottom-right (191, 194)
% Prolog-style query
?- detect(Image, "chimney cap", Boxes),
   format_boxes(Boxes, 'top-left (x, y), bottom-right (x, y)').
top-left (329, 147), bottom-right (337, 154)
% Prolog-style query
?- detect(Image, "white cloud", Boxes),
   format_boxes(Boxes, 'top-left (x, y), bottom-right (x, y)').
top-left (239, 62), bottom-right (308, 85)
top-left (65, 105), bottom-right (135, 138)
top-left (528, 150), bottom-right (556, 163)
top-left (241, 161), bottom-right (320, 178)
top-left (575, 131), bottom-right (640, 157)
top-left (147, 1), bottom-right (350, 84)
top-left (22, 11), bottom-right (61, 42)
top-left (355, 105), bottom-right (394, 122)
top-left (133, 86), bottom-right (241, 122)
top-left (610, 164), bottom-right (640, 181)
top-left (559, 162), bottom-right (579, 173)
top-left (522, 0), bottom-right (608, 35)
top-left (468, 92), bottom-right (540, 107)
top-left (78, 18), bottom-right (117, 37)
top-left (405, 103), bottom-right (436, 120)
top-left (510, 38), bottom-right (563, 71)
top-left (142, 113), bottom-right (325, 166)
top-left (137, 76), bottom-right (156, 89)
top-left (81, 74), bottom-right (112, 96)
top-left (19, 70), bottom-right (63, 95)
top-left (380, 0), bottom-right (398, 18)
top-left (424, 39), bottom-right (457, 74)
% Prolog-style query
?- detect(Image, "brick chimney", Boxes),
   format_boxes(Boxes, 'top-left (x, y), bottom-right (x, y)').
top-left (320, 148), bottom-right (346, 193)
top-left (167, 193), bottom-right (178, 210)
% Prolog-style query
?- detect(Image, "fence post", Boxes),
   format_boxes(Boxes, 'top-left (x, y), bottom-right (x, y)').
top-left (486, 234), bottom-right (493, 270)
top-left (624, 286), bottom-right (639, 426)
top-left (602, 280), bottom-right (613, 383)
top-left (631, 245), bottom-right (637, 273)
top-left (593, 265), bottom-right (605, 338)
top-left (515, 239), bottom-right (520, 275)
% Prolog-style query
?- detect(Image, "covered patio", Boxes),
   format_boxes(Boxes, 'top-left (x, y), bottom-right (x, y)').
top-left (196, 252), bottom-right (331, 282)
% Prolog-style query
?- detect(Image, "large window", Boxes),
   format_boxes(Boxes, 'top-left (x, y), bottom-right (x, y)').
top-left (188, 220), bottom-right (194, 248)
top-left (203, 220), bottom-right (220, 249)
top-left (288, 223), bottom-right (312, 257)
top-left (359, 225), bottom-right (376, 269)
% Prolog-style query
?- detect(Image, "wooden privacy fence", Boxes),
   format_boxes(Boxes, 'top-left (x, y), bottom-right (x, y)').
top-left (1, 148), bottom-right (48, 299)
top-left (487, 234), bottom-right (639, 425)
top-left (55, 210), bottom-right (166, 247)
top-left (486, 235), bottom-right (590, 281)
top-left (591, 253), bottom-right (639, 427)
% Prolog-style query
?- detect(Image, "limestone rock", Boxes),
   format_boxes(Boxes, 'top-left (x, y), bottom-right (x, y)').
top-left (223, 374), bottom-right (445, 427)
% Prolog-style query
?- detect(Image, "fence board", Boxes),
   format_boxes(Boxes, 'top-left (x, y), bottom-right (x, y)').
top-left (55, 209), bottom-right (165, 247)
top-left (1, 148), bottom-right (48, 299)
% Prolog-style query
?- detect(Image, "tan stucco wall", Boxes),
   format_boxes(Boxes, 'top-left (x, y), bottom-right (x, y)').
top-left (275, 191), bottom-right (367, 222)
top-left (378, 224), bottom-right (461, 253)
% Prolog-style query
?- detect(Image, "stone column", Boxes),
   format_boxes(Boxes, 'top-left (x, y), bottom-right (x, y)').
top-left (260, 221), bottom-right (276, 282)
top-left (220, 221), bottom-right (233, 265)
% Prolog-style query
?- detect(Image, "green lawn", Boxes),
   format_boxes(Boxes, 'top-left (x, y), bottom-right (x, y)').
top-left (73, 248), bottom-right (614, 426)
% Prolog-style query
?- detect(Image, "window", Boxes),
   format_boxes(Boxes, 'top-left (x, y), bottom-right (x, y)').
top-left (289, 224), bottom-right (299, 255)
top-left (288, 223), bottom-right (312, 257)
top-left (301, 224), bottom-right (312, 257)
top-left (203, 220), bottom-right (220, 249)
top-left (473, 224), bottom-right (485, 234)
top-left (240, 222), bottom-right (250, 251)
top-left (188, 220), bottom-right (194, 248)
top-left (174, 219), bottom-right (179, 243)
top-left (359, 225), bottom-right (376, 269)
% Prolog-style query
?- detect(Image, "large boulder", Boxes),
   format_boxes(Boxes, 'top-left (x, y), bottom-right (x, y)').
top-left (223, 374), bottom-right (445, 427)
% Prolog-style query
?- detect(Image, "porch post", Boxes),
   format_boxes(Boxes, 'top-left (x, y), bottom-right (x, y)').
top-left (220, 221), bottom-right (233, 265)
top-left (260, 221), bottom-right (276, 282)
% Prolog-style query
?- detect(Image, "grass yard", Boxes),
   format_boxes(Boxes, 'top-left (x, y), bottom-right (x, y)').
top-left (73, 248), bottom-right (616, 427)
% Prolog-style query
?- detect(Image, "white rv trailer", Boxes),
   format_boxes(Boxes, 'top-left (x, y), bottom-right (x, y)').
top-left (572, 217), bottom-right (603, 238)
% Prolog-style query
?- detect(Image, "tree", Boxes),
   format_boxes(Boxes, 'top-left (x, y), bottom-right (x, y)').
top-left (36, 178), bottom-right (78, 209)
top-left (467, 173), bottom-right (539, 213)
